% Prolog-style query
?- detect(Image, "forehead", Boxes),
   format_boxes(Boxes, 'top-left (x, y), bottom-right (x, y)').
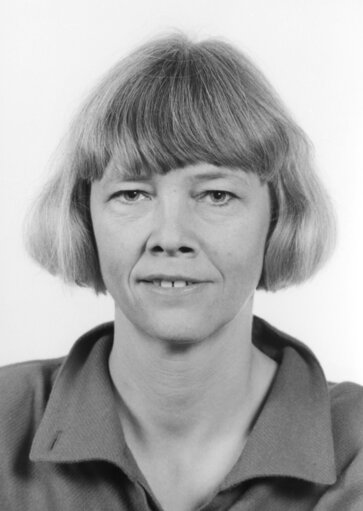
top-left (100, 161), bottom-right (259, 187)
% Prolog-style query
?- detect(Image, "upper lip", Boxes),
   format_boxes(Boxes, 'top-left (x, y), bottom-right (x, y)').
top-left (139, 274), bottom-right (206, 283)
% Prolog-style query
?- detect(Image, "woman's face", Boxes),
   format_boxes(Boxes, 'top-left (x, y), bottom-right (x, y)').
top-left (90, 162), bottom-right (270, 343)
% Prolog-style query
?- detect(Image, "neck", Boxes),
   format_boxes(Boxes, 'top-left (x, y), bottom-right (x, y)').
top-left (109, 303), bottom-right (277, 452)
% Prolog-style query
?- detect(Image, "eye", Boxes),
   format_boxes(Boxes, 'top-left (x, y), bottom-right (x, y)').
top-left (199, 191), bottom-right (236, 206)
top-left (110, 190), bottom-right (150, 203)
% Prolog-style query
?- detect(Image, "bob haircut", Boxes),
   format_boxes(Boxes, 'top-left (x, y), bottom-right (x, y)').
top-left (25, 34), bottom-right (336, 293)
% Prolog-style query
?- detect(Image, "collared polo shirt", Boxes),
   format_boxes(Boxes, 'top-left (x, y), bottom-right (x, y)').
top-left (0, 317), bottom-right (363, 510)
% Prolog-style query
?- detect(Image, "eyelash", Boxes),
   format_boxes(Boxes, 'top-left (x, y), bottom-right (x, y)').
top-left (110, 190), bottom-right (150, 202)
top-left (110, 190), bottom-right (236, 206)
top-left (198, 191), bottom-right (236, 206)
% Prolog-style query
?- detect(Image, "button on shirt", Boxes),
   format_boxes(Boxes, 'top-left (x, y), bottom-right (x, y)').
top-left (0, 317), bottom-right (363, 510)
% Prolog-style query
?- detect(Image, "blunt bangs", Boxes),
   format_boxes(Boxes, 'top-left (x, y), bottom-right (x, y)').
top-left (77, 36), bottom-right (291, 183)
top-left (25, 34), bottom-right (336, 293)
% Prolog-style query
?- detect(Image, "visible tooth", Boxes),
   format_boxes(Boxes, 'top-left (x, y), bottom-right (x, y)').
top-left (160, 280), bottom-right (173, 288)
top-left (174, 280), bottom-right (187, 288)
top-left (153, 280), bottom-right (161, 287)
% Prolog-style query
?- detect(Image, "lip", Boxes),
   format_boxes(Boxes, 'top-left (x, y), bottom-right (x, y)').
top-left (139, 280), bottom-right (209, 296)
top-left (139, 274), bottom-right (206, 284)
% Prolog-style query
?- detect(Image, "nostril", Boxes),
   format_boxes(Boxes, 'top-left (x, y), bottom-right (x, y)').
top-left (150, 245), bottom-right (194, 255)
top-left (151, 245), bottom-right (164, 253)
top-left (180, 246), bottom-right (193, 254)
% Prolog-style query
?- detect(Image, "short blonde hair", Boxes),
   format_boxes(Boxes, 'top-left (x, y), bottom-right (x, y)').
top-left (25, 34), bottom-right (336, 293)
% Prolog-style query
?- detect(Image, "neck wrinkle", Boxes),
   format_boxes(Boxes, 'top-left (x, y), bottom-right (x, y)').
top-left (109, 304), bottom-right (275, 448)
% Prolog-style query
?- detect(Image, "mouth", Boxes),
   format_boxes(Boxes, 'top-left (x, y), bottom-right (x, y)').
top-left (145, 279), bottom-right (193, 288)
top-left (138, 276), bottom-right (207, 292)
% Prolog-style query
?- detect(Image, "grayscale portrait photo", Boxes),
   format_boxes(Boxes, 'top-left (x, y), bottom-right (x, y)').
top-left (1, 1), bottom-right (363, 510)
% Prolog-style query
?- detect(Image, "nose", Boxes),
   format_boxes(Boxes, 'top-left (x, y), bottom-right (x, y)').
top-left (145, 196), bottom-right (197, 257)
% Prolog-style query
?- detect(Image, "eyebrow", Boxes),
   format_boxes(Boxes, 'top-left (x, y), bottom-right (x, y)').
top-left (111, 174), bottom-right (151, 182)
top-left (191, 170), bottom-right (252, 186)
top-left (103, 166), bottom-right (152, 184)
top-left (103, 166), bottom-right (252, 186)
top-left (192, 170), bottom-right (243, 180)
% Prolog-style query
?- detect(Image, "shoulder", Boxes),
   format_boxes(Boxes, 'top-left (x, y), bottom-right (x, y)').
top-left (0, 357), bottom-right (63, 411)
top-left (329, 381), bottom-right (363, 458)
top-left (0, 358), bottom-right (63, 462)
top-left (329, 380), bottom-right (363, 415)
top-left (0, 322), bottom-right (113, 434)
top-left (312, 382), bottom-right (363, 508)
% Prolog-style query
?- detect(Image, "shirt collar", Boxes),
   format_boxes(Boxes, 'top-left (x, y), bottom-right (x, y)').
top-left (221, 318), bottom-right (337, 487)
top-left (30, 323), bottom-right (144, 484)
top-left (30, 318), bottom-right (337, 486)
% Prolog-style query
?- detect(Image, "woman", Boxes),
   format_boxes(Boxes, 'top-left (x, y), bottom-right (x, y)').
top-left (1, 34), bottom-right (362, 510)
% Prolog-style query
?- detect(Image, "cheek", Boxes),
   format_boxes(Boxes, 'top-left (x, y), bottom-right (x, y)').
top-left (93, 224), bottom-right (131, 284)
top-left (218, 223), bottom-right (268, 279)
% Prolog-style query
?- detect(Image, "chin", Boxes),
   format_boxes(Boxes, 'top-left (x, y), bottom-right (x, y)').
top-left (143, 316), bottom-right (213, 346)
